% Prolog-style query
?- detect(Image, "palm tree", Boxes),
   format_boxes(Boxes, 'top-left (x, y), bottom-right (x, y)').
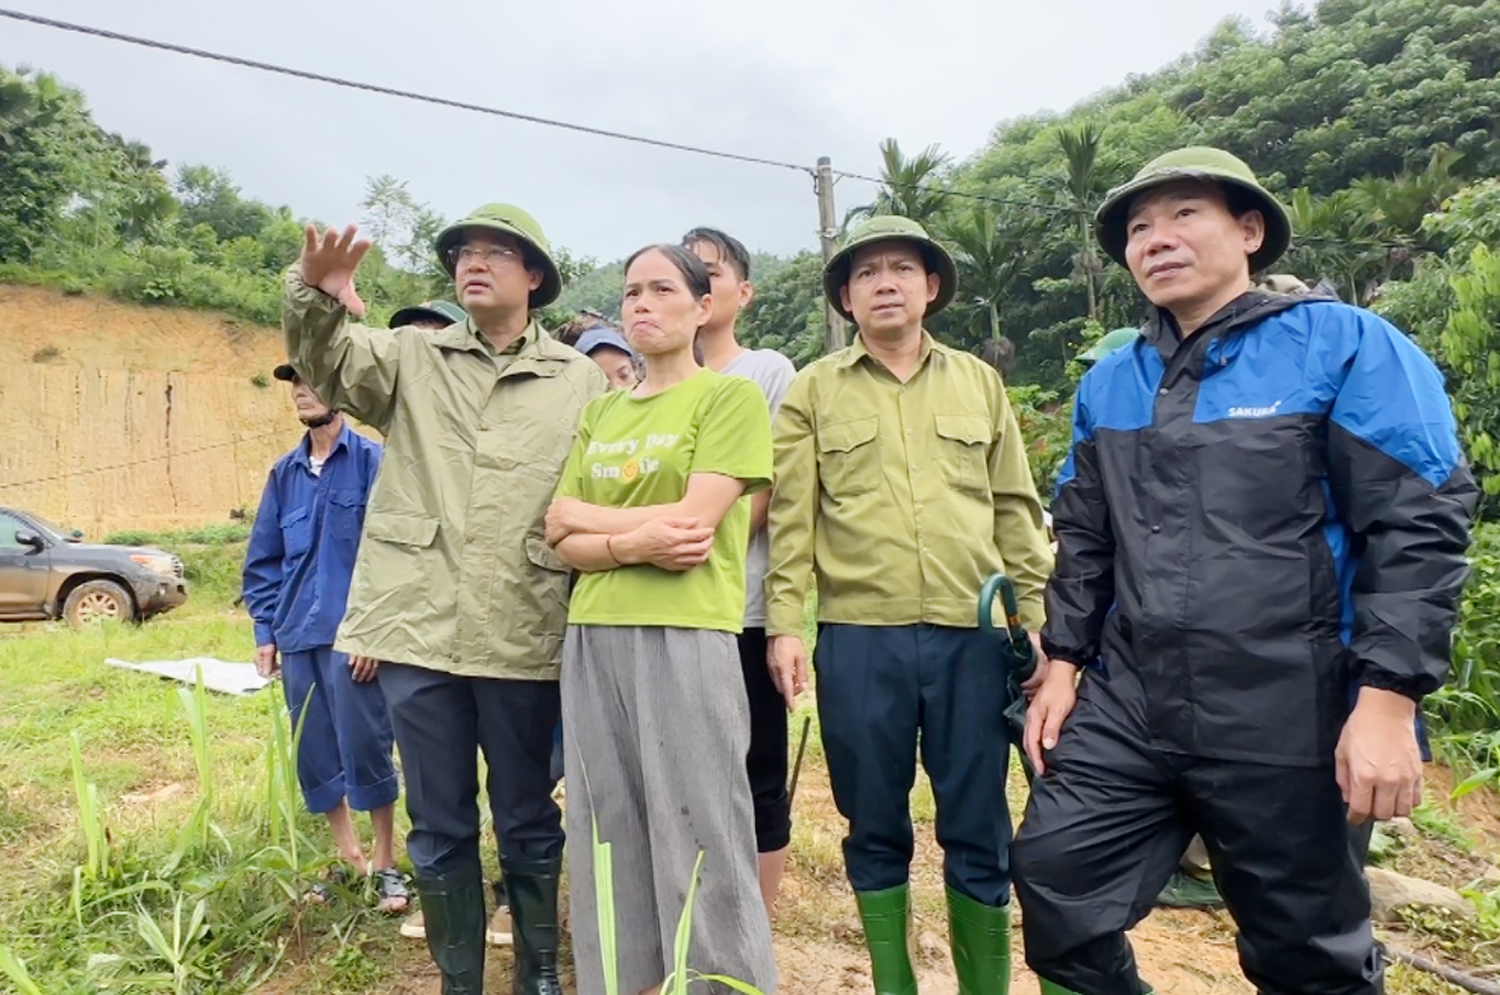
top-left (843, 138), bottom-right (951, 231)
top-left (945, 202), bottom-right (1043, 350)
top-left (1054, 122), bottom-right (1116, 320)
top-left (1284, 188), bottom-right (1385, 303)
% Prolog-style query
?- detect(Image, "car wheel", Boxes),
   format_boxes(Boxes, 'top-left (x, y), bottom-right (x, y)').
top-left (63, 580), bottom-right (136, 627)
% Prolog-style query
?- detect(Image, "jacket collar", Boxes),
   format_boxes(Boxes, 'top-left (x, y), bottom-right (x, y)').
top-left (293, 420), bottom-right (354, 469)
top-left (836, 329), bottom-right (940, 370)
top-left (1142, 289), bottom-right (1335, 365)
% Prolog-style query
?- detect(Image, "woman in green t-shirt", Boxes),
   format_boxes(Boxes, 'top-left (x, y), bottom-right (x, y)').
top-left (546, 244), bottom-right (777, 995)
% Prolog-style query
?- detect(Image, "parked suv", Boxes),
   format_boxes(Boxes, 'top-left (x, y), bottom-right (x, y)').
top-left (0, 507), bottom-right (189, 626)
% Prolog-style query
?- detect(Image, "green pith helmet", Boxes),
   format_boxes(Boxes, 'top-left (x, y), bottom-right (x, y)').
top-left (1094, 146), bottom-right (1292, 274)
top-left (435, 203), bottom-right (562, 309)
top-left (388, 300), bottom-right (467, 329)
top-left (823, 215), bottom-right (958, 323)
top-left (1079, 327), bottom-right (1141, 366)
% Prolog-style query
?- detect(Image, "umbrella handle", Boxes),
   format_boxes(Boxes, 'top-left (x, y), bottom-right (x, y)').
top-left (978, 573), bottom-right (1006, 634)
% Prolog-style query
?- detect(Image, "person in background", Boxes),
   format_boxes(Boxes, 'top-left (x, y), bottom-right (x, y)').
top-left (557, 313), bottom-right (642, 390)
top-left (765, 215), bottom-right (1054, 994)
top-left (243, 364), bottom-right (405, 914)
top-left (682, 225), bottom-right (798, 917)
top-left (285, 204), bottom-right (607, 995)
top-left (390, 299), bottom-right (468, 331)
top-left (546, 244), bottom-right (778, 995)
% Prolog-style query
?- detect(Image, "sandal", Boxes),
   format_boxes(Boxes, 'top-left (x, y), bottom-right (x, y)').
top-left (304, 864), bottom-right (354, 905)
top-left (373, 866), bottom-right (411, 915)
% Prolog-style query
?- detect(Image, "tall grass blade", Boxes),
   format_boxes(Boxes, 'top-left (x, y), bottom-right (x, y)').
top-left (695, 975), bottom-right (769, 995)
top-left (0, 947), bottom-right (47, 995)
top-left (592, 814), bottom-right (619, 995)
top-left (70, 729), bottom-right (106, 881)
top-left (667, 850), bottom-right (707, 995)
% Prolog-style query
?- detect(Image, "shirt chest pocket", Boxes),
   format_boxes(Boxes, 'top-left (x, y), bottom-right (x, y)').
top-left (934, 413), bottom-right (992, 495)
top-left (279, 505), bottom-right (313, 558)
top-left (327, 488), bottom-right (366, 541)
top-left (817, 416), bottom-right (880, 498)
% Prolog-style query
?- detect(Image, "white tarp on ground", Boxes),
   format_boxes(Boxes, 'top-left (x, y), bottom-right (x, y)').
top-left (104, 657), bottom-right (270, 696)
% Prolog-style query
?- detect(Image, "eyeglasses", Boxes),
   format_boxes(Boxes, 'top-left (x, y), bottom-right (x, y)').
top-left (447, 244), bottom-right (521, 268)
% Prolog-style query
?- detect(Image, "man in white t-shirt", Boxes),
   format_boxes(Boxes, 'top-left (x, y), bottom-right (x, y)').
top-left (684, 227), bottom-right (798, 917)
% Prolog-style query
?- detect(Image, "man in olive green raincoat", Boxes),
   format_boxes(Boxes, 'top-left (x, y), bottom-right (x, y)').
top-left (284, 205), bottom-right (607, 995)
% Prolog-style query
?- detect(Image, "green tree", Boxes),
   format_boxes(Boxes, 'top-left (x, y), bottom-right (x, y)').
top-left (843, 138), bottom-right (951, 231)
top-left (740, 251), bottom-right (826, 367)
top-left (1439, 244), bottom-right (1500, 512)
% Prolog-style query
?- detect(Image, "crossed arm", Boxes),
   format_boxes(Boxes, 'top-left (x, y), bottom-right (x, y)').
top-left (547, 473), bottom-right (749, 573)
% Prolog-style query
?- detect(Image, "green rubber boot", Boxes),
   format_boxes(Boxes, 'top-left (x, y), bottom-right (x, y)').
top-left (854, 884), bottom-right (919, 995)
top-left (947, 889), bottom-right (1010, 995)
top-left (1037, 978), bottom-right (1149, 995)
top-left (502, 857), bottom-right (563, 995)
top-left (1154, 870), bottom-right (1224, 909)
top-left (1037, 982), bottom-right (1083, 995)
top-left (414, 862), bottom-right (487, 995)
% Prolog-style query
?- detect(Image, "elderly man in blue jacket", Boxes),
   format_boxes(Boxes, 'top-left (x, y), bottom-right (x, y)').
top-left (243, 363), bottom-right (405, 913)
top-left (1012, 147), bottom-right (1477, 995)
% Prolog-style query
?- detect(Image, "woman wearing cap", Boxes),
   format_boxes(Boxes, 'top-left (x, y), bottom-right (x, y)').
top-left (556, 314), bottom-right (642, 391)
top-left (544, 244), bottom-right (777, 995)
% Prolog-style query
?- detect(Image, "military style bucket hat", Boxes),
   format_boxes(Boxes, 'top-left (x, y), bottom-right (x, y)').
top-left (388, 300), bottom-right (467, 329)
top-left (823, 215), bottom-right (958, 323)
top-left (435, 203), bottom-right (563, 309)
top-left (1094, 146), bottom-right (1292, 274)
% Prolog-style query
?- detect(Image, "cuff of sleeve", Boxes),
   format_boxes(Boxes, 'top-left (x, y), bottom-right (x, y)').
top-left (765, 602), bottom-right (805, 639)
top-left (282, 266), bottom-right (345, 313)
top-left (253, 623), bottom-right (276, 648)
top-left (1357, 669), bottom-right (1431, 703)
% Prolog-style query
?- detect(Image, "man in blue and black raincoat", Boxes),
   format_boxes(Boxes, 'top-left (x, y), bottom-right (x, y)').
top-left (1012, 146), bottom-right (1477, 995)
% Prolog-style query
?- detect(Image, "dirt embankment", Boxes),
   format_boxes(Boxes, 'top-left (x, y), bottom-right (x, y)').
top-left (0, 285), bottom-right (305, 535)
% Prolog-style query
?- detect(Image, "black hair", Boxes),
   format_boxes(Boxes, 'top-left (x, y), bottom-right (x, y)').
top-left (1221, 182), bottom-right (1263, 221)
top-left (623, 243), bottom-right (713, 300)
top-left (553, 311), bottom-right (622, 347)
top-left (681, 227), bottom-right (752, 281)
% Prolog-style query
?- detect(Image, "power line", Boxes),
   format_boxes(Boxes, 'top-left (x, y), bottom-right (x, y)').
top-left (0, 7), bottom-right (813, 177)
top-left (0, 430), bottom-right (293, 490)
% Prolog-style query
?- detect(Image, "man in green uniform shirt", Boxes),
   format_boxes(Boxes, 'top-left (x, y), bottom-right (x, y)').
top-left (765, 215), bottom-right (1054, 994)
top-left (283, 205), bottom-right (607, 995)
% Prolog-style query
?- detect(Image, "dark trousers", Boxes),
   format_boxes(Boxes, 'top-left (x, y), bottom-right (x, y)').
top-left (282, 646), bottom-right (398, 814)
top-left (379, 662), bottom-right (563, 877)
top-left (739, 627), bottom-right (792, 853)
top-left (1012, 668), bottom-right (1381, 995)
top-left (815, 624), bottom-right (1012, 906)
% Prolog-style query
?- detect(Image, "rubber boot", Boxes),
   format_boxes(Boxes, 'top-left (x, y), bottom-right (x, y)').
top-left (1036, 978), bottom-right (1141, 995)
top-left (947, 888), bottom-right (1010, 995)
top-left (414, 863), bottom-right (487, 995)
top-left (502, 857), bottom-right (563, 995)
top-left (1153, 870), bottom-right (1224, 909)
top-left (854, 884), bottom-right (918, 995)
top-left (1037, 982), bottom-right (1083, 995)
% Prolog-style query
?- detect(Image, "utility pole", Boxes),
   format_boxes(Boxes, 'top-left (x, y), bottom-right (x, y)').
top-left (815, 156), bottom-right (847, 353)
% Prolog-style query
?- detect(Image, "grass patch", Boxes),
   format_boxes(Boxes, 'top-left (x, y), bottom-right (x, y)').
top-left (106, 524), bottom-right (253, 548)
top-left (1412, 801), bottom-right (1478, 853)
top-left (0, 610), bottom-right (414, 994)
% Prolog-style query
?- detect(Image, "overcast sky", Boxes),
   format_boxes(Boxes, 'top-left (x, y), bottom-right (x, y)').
top-left (7, 0), bottom-right (1286, 261)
